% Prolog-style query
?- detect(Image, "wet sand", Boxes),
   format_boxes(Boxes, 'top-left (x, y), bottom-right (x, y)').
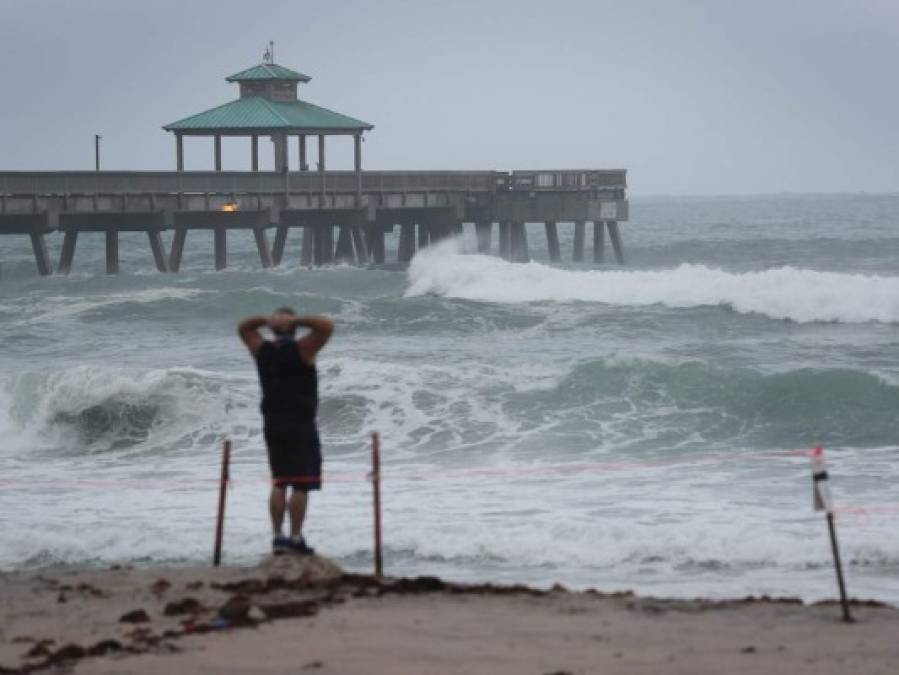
top-left (1, 557), bottom-right (896, 675)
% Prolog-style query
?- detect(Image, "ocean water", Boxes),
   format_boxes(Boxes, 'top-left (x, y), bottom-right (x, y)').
top-left (1, 193), bottom-right (898, 603)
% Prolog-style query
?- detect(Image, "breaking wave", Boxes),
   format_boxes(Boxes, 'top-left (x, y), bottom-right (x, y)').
top-left (3, 366), bottom-right (255, 455)
top-left (405, 241), bottom-right (899, 324)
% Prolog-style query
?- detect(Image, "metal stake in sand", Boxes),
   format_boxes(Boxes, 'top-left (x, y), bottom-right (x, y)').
top-left (811, 446), bottom-right (852, 622)
top-left (371, 432), bottom-right (384, 578)
top-left (213, 439), bottom-right (231, 567)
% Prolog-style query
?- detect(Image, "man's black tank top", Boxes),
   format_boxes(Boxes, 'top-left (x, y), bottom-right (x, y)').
top-left (254, 340), bottom-right (318, 429)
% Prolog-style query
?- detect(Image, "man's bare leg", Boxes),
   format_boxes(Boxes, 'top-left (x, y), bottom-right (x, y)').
top-left (288, 489), bottom-right (308, 540)
top-left (270, 486), bottom-right (287, 536)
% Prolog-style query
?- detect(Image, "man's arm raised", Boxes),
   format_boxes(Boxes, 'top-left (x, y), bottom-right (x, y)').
top-left (237, 315), bottom-right (268, 355)
top-left (294, 315), bottom-right (334, 365)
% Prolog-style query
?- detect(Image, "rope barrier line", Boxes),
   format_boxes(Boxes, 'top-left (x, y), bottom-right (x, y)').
top-left (834, 504), bottom-right (899, 516)
top-left (0, 447), bottom-right (813, 490)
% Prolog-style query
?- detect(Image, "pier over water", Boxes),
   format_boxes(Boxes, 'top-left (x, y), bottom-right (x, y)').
top-left (0, 50), bottom-right (628, 276)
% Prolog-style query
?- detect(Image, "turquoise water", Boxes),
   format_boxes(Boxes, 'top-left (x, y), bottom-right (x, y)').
top-left (1, 193), bottom-right (898, 602)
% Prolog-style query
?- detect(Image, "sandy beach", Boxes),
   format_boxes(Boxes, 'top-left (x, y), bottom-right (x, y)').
top-left (1, 557), bottom-right (896, 675)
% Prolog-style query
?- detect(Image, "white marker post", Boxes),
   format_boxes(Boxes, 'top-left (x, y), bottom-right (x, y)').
top-left (811, 446), bottom-right (852, 622)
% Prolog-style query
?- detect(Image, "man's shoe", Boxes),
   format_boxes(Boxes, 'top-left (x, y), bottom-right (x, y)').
top-left (272, 535), bottom-right (292, 555)
top-left (287, 537), bottom-right (315, 556)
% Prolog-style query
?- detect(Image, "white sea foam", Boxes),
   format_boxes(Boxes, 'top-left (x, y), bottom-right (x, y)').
top-left (38, 287), bottom-right (209, 319)
top-left (405, 240), bottom-right (899, 324)
top-left (2, 365), bottom-right (257, 456)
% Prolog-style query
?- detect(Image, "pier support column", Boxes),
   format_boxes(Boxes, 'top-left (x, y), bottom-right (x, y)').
top-left (498, 222), bottom-right (512, 260)
top-left (251, 135), bottom-right (259, 172)
top-left (169, 228), bottom-right (187, 272)
top-left (417, 223), bottom-right (430, 249)
top-left (593, 221), bottom-right (605, 263)
top-left (214, 228), bottom-right (227, 270)
top-left (475, 222), bottom-right (492, 253)
top-left (29, 232), bottom-right (53, 275)
top-left (316, 225), bottom-right (334, 264)
top-left (398, 224), bottom-right (415, 262)
top-left (272, 225), bottom-right (289, 265)
top-left (335, 225), bottom-right (355, 263)
top-left (214, 135), bottom-right (222, 172)
top-left (147, 231), bottom-right (168, 272)
top-left (254, 228), bottom-right (273, 268)
top-left (352, 225), bottom-right (369, 264)
top-left (57, 230), bottom-right (78, 274)
top-left (573, 221), bottom-right (585, 262)
top-left (511, 222), bottom-right (530, 262)
top-left (301, 225), bottom-right (314, 266)
top-left (608, 221), bottom-right (625, 264)
top-left (105, 229), bottom-right (119, 274)
top-left (544, 221), bottom-right (560, 262)
top-left (367, 225), bottom-right (386, 264)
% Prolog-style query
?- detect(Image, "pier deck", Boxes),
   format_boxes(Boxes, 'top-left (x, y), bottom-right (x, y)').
top-left (0, 169), bottom-right (628, 275)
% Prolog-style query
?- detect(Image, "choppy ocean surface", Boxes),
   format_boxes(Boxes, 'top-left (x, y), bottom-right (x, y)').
top-left (1, 193), bottom-right (898, 603)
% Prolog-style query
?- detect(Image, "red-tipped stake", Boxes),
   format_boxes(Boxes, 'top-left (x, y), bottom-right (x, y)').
top-left (213, 439), bottom-right (231, 567)
top-left (371, 432), bottom-right (384, 579)
top-left (811, 446), bottom-right (852, 622)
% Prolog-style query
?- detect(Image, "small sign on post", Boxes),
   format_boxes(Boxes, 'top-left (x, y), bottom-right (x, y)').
top-left (811, 446), bottom-right (852, 622)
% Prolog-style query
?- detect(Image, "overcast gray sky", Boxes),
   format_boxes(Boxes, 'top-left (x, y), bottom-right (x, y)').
top-left (1, 0), bottom-right (896, 195)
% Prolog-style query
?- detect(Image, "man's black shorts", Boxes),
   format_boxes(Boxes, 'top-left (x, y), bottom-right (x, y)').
top-left (263, 424), bottom-right (322, 491)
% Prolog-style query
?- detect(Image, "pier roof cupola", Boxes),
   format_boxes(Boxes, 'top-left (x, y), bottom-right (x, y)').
top-left (163, 43), bottom-right (372, 174)
top-left (226, 44), bottom-right (311, 102)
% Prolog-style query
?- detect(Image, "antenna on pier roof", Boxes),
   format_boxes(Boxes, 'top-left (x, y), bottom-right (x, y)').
top-left (263, 41), bottom-right (274, 64)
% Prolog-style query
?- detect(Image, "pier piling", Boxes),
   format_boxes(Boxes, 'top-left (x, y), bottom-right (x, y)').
top-left (57, 230), bottom-right (78, 274)
top-left (367, 225), bottom-right (386, 264)
top-left (300, 225), bottom-right (314, 266)
top-left (417, 223), bottom-right (430, 250)
top-left (335, 225), bottom-right (354, 263)
top-left (593, 221), bottom-right (605, 263)
top-left (510, 222), bottom-right (530, 262)
top-left (320, 225), bottom-right (334, 264)
top-left (213, 228), bottom-right (227, 270)
top-left (498, 222), bottom-right (511, 260)
top-left (544, 221), bottom-right (560, 262)
top-left (398, 223), bottom-right (415, 262)
top-left (105, 230), bottom-right (119, 274)
top-left (608, 221), bottom-right (625, 264)
top-left (29, 232), bottom-right (53, 276)
top-left (351, 225), bottom-right (369, 263)
top-left (147, 231), bottom-right (168, 272)
top-left (573, 221), bottom-right (585, 262)
top-left (475, 222), bottom-right (492, 254)
top-left (272, 225), bottom-right (289, 266)
top-left (253, 228), bottom-right (273, 268)
top-left (169, 228), bottom-right (187, 272)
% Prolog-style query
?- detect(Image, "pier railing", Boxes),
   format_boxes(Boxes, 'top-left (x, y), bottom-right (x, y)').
top-left (0, 170), bottom-right (626, 197)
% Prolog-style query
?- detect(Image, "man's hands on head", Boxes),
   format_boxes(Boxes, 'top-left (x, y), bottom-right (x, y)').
top-left (240, 312), bottom-right (333, 361)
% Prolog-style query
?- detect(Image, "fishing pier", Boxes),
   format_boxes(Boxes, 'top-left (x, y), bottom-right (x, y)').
top-left (0, 51), bottom-right (628, 276)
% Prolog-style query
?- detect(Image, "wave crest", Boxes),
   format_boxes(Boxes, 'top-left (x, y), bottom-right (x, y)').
top-left (5, 366), bottom-right (250, 454)
top-left (405, 242), bottom-right (899, 323)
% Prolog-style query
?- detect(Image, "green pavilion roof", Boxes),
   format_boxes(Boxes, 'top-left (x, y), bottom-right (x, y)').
top-left (163, 96), bottom-right (373, 133)
top-left (226, 62), bottom-right (310, 82)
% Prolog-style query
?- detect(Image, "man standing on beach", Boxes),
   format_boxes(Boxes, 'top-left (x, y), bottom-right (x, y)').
top-left (238, 308), bottom-right (334, 555)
